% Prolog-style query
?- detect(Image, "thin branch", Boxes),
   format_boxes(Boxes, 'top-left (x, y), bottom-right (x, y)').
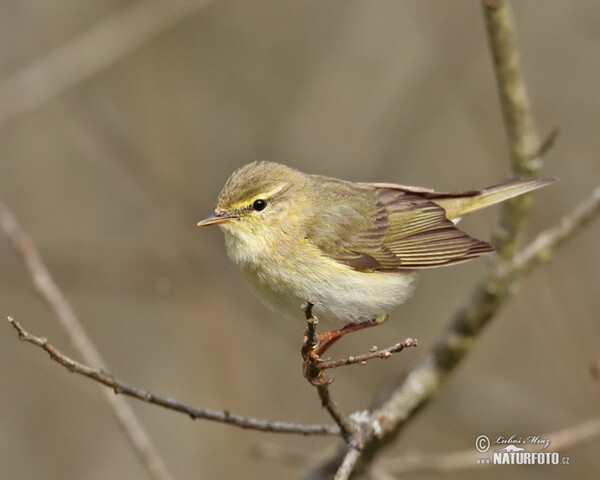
top-left (317, 338), bottom-right (417, 370)
top-left (316, 383), bottom-right (354, 441)
top-left (0, 0), bottom-right (211, 128)
top-left (507, 185), bottom-right (600, 278)
top-left (383, 417), bottom-right (600, 474)
top-left (301, 302), bottom-right (355, 439)
top-left (484, 0), bottom-right (544, 262)
top-left (484, 0), bottom-right (540, 175)
top-left (534, 127), bottom-right (560, 158)
top-left (7, 317), bottom-right (340, 436)
top-left (0, 202), bottom-right (173, 480)
top-left (334, 447), bottom-right (362, 480)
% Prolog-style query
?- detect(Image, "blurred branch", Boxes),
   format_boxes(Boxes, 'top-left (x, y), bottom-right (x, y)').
top-left (382, 416), bottom-right (600, 474)
top-left (0, 0), bottom-right (211, 128)
top-left (334, 448), bottom-right (362, 480)
top-left (484, 0), bottom-right (544, 262)
top-left (484, 0), bottom-right (540, 175)
top-left (505, 185), bottom-right (600, 279)
top-left (7, 317), bottom-right (339, 436)
top-left (0, 202), bottom-right (174, 480)
top-left (306, 2), bottom-right (598, 478)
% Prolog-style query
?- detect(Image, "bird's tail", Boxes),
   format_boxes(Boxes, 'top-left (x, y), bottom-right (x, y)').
top-left (433, 177), bottom-right (556, 221)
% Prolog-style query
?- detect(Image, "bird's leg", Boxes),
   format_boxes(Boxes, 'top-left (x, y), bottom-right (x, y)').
top-left (314, 318), bottom-right (381, 357)
top-left (301, 302), bottom-right (387, 385)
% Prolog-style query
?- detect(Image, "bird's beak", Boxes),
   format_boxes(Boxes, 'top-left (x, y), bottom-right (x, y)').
top-left (197, 211), bottom-right (235, 227)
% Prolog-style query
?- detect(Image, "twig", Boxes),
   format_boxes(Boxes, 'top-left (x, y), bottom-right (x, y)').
top-left (301, 302), bottom-right (329, 386)
top-left (6, 317), bottom-right (340, 436)
top-left (484, 0), bottom-right (545, 262)
top-left (507, 185), bottom-right (600, 278)
top-left (317, 338), bottom-right (417, 370)
top-left (382, 416), bottom-right (600, 474)
top-left (301, 302), bottom-right (355, 439)
top-left (0, 202), bottom-right (173, 480)
top-left (0, 0), bottom-right (211, 128)
top-left (334, 447), bottom-right (362, 480)
top-left (535, 127), bottom-right (560, 158)
top-left (484, 0), bottom-right (541, 176)
top-left (316, 383), bottom-right (354, 441)
top-left (302, 301), bottom-right (319, 349)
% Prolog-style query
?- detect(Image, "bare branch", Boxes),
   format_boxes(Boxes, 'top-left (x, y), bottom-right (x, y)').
top-left (484, 0), bottom-right (546, 262)
top-left (507, 185), bottom-right (600, 278)
top-left (317, 338), bottom-right (417, 370)
top-left (301, 302), bottom-right (355, 439)
top-left (534, 127), bottom-right (560, 158)
top-left (334, 447), bottom-right (362, 480)
top-left (315, 383), bottom-right (354, 440)
top-left (0, 202), bottom-right (174, 480)
top-left (7, 317), bottom-right (340, 436)
top-left (0, 0), bottom-right (212, 128)
top-left (484, 0), bottom-right (541, 175)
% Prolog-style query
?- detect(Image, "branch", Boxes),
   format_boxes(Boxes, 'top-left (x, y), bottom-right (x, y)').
top-left (484, 0), bottom-right (545, 262)
top-left (7, 317), bottom-right (340, 436)
top-left (299, 306), bottom-right (417, 441)
top-left (507, 185), bottom-right (600, 278)
top-left (0, 0), bottom-right (211, 128)
top-left (301, 302), bottom-right (355, 439)
top-left (317, 338), bottom-right (417, 370)
top-left (334, 448), bottom-right (362, 480)
top-left (0, 202), bottom-right (173, 480)
top-left (315, 383), bottom-right (354, 440)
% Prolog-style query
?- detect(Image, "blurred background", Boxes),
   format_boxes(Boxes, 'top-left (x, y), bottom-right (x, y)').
top-left (1, 1), bottom-right (598, 479)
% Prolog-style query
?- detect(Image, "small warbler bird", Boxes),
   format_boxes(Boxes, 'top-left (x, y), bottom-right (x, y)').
top-left (198, 161), bottom-right (553, 343)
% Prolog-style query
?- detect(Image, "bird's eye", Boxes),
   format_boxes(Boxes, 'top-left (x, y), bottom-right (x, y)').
top-left (252, 199), bottom-right (267, 211)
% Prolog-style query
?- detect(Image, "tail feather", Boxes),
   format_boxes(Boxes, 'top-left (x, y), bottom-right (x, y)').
top-left (434, 178), bottom-right (556, 221)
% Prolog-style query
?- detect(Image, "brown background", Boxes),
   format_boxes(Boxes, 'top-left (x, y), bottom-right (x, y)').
top-left (1, 1), bottom-right (598, 479)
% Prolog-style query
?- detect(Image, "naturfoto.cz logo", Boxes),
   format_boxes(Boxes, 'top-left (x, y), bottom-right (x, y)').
top-left (474, 434), bottom-right (570, 466)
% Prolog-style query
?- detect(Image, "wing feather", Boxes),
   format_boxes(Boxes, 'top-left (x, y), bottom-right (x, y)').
top-left (311, 184), bottom-right (493, 271)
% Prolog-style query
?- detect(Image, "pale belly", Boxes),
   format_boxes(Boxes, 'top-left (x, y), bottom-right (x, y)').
top-left (242, 263), bottom-right (415, 325)
top-left (222, 224), bottom-right (415, 325)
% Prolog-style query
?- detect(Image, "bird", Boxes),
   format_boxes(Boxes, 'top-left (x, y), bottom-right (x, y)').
top-left (198, 161), bottom-right (553, 355)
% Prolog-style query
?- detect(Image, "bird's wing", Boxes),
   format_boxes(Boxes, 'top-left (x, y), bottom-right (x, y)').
top-left (312, 187), bottom-right (492, 271)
